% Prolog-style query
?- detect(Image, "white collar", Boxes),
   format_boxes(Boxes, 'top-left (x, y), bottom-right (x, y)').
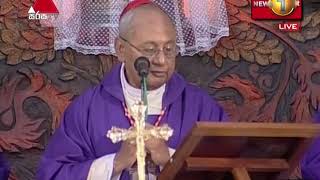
top-left (120, 63), bottom-right (165, 115)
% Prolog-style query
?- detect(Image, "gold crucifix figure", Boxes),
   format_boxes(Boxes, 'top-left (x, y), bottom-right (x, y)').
top-left (106, 101), bottom-right (173, 180)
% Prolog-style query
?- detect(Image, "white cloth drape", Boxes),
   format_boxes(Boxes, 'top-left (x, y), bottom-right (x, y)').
top-left (47, 0), bottom-right (229, 56)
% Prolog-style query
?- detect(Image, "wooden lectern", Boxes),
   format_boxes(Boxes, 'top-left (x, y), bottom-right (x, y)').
top-left (158, 122), bottom-right (320, 180)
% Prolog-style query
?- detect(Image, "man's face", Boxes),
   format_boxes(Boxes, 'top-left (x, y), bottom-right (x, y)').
top-left (116, 8), bottom-right (177, 90)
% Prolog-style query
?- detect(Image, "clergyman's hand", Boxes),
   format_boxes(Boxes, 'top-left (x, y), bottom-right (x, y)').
top-left (112, 140), bottom-right (136, 176)
top-left (145, 124), bottom-right (170, 166)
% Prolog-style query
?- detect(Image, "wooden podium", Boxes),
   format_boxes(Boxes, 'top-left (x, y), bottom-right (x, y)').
top-left (158, 122), bottom-right (320, 180)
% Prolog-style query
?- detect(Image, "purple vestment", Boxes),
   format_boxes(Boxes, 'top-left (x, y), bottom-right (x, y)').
top-left (0, 153), bottom-right (9, 180)
top-left (301, 112), bottom-right (320, 180)
top-left (37, 64), bottom-right (227, 180)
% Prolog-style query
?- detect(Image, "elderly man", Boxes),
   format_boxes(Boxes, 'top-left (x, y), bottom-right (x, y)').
top-left (37, 0), bottom-right (227, 180)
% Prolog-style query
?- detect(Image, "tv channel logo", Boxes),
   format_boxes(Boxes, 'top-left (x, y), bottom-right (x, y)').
top-left (252, 0), bottom-right (302, 20)
top-left (28, 0), bottom-right (59, 20)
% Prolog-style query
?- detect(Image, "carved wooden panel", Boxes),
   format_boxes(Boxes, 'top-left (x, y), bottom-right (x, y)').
top-left (0, 0), bottom-right (319, 179)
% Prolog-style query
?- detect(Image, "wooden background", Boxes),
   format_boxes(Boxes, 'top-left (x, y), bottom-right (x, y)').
top-left (0, 0), bottom-right (319, 179)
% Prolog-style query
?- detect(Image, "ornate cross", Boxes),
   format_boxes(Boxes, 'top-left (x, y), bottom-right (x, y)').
top-left (106, 101), bottom-right (173, 180)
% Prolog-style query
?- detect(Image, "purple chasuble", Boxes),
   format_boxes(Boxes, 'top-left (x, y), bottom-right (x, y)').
top-left (301, 112), bottom-right (320, 180)
top-left (0, 153), bottom-right (9, 180)
top-left (37, 64), bottom-right (228, 180)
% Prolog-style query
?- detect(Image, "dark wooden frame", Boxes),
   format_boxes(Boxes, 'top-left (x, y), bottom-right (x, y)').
top-left (158, 122), bottom-right (320, 180)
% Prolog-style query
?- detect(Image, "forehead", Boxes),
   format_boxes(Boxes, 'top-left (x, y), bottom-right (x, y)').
top-left (126, 6), bottom-right (176, 44)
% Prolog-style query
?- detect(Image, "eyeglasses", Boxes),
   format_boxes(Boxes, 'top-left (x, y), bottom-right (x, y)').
top-left (119, 36), bottom-right (179, 59)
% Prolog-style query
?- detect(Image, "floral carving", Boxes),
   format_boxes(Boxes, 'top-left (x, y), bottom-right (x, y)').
top-left (209, 0), bottom-right (285, 67)
top-left (0, 68), bottom-right (72, 152)
top-left (291, 48), bottom-right (320, 122)
top-left (0, 0), bottom-right (55, 65)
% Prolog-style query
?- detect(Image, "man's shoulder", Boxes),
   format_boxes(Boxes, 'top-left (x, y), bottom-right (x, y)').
top-left (182, 81), bottom-right (223, 111)
top-left (172, 73), bottom-right (208, 95)
top-left (184, 83), bottom-right (212, 99)
top-left (315, 112), bottom-right (320, 122)
top-left (171, 72), bottom-right (214, 102)
top-left (179, 80), bottom-right (228, 121)
top-left (67, 85), bottom-right (102, 110)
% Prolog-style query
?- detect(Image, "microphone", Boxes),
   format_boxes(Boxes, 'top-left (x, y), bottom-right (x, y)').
top-left (134, 57), bottom-right (150, 77)
top-left (134, 57), bottom-right (150, 106)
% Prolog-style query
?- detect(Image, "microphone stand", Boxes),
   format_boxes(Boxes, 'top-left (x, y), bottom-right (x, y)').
top-left (137, 69), bottom-right (148, 180)
top-left (141, 75), bottom-right (148, 112)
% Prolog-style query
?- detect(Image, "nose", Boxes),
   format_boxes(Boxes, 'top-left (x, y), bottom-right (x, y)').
top-left (152, 50), bottom-right (166, 65)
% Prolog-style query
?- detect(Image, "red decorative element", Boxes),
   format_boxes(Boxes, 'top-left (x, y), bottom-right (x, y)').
top-left (211, 59), bottom-right (292, 122)
top-left (33, 0), bottom-right (59, 14)
top-left (0, 68), bottom-right (72, 152)
top-left (291, 89), bottom-right (312, 122)
top-left (291, 48), bottom-right (320, 122)
top-left (9, 171), bottom-right (17, 180)
top-left (210, 74), bottom-right (265, 122)
top-left (120, 0), bottom-right (152, 20)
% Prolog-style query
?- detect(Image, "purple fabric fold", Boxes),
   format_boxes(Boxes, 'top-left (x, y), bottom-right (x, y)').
top-left (301, 112), bottom-right (320, 180)
top-left (0, 153), bottom-right (9, 180)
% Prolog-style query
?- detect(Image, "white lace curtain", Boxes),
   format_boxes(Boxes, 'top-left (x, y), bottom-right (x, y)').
top-left (48, 0), bottom-right (229, 56)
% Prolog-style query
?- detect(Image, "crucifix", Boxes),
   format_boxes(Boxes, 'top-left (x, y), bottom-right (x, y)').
top-left (106, 57), bottom-right (173, 180)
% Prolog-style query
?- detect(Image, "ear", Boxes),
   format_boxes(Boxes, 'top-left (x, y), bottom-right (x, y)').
top-left (115, 37), bottom-right (125, 63)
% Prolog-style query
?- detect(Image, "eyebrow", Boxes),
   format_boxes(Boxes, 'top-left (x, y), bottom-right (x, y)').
top-left (140, 40), bottom-right (176, 47)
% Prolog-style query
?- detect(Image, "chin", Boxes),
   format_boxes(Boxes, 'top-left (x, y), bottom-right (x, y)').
top-left (147, 76), bottom-right (167, 89)
top-left (148, 81), bottom-right (166, 90)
